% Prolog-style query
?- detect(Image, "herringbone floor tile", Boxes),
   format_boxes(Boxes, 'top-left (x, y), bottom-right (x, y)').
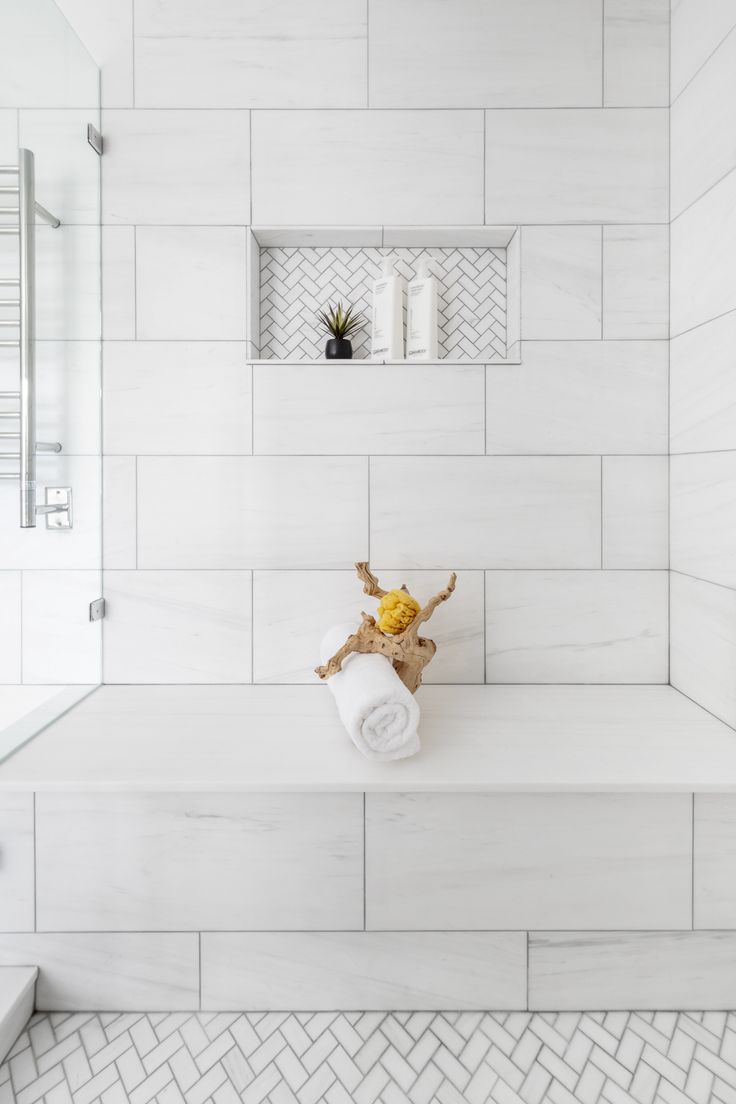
top-left (2, 1011), bottom-right (735, 1104)
top-left (259, 246), bottom-right (508, 361)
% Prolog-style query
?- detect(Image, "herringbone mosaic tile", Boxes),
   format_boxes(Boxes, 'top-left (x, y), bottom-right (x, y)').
top-left (259, 246), bottom-right (507, 361)
top-left (3, 1010), bottom-right (736, 1104)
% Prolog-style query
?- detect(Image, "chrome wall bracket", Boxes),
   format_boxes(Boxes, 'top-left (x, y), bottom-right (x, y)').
top-left (36, 485), bottom-right (73, 529)
top-left (89, 597), bottom-right (105, 622)
top-left (87, 124), bottom-right (103, 156)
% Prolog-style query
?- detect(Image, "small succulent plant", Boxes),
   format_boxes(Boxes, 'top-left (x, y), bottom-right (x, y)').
top-left (317, 301), bottom-right (364, 340)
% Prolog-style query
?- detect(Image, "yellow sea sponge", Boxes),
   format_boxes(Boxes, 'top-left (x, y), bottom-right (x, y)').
top-left (377, 588), bottom-right (421, 635)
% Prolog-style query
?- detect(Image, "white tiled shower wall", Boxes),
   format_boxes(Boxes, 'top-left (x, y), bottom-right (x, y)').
top-left (56, 0), bottom-right (671, 686)
top-left (669, 0), bottom-right (736, 726)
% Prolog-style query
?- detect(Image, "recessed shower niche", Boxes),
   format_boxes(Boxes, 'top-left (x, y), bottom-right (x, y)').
top-left (246, 226), bottom-right (520, 363)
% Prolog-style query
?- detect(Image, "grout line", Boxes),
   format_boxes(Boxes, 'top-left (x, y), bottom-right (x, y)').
top-left (600, 224), bottom-right (604, 337)
top-left (671, 569), bottom-right (736, 596)
top-left (32, 792), bottom-right (37, 932)
top-left (365, 0), bottom-right (370, 109)
top-left (19, 570), bottom-right (23, 684)
top-left (601, 0), bottom-right (605, 107)
top-left (367, 457), bottom-right (371, 563)
top-left (691, 792), bottom-right (695, 931)
top-left (134, 456), bottom-right (139, 570)
top-left (670, 18), bottom-right (736, 107)
top-left (671, 163), bottom-right (736, 225)
top-left (482, 110), bottom-right (487, 224)
top-left (670, 304), bottom-right (736, 342)
top-left (362, 792), bottom-right (367, 932)
top-left (669, 683), bottom-right (736, 735)
top-left (526, 932), bottom-right (530, 1011)
top-left (133, 225), bottom-right (137, 340)
top-left (483, 570), bottom-right (487, 685)
top-left (248, 111), bottom-right (253, 226)
top-left (131, 1), bottom-right (136, 107)
top-left (198, 931), bottom-right (202, 1010)
top-left (667, 13), bottom-right (672, 691)
top-left (600, 454), bottom-right (604, 569)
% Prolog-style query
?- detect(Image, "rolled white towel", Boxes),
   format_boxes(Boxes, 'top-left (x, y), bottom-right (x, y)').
top-left (320, 622), bottom-right (421, 761)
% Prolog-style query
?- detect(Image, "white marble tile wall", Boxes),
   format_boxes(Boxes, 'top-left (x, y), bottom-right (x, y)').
top-left (201, 932), bottom-right (526, 1012)
top-left (7, 786), bottom-right (736, 1009)
top-left (529, 932), bottom-right (736, 1010)
top-left (0, 794), bottom-right (34, 932)
top-left (485, 571), bottom-right (668, 683)
top-left (670, 3), bottom-right (736, 726)
top-left (68, 0), bottom-right (673, 685)
top-left (366, 793), bottom-right (691, 931)
top-left (35, 792), bottom-right (363, 931)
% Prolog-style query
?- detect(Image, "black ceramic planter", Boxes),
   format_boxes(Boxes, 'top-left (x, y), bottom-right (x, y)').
top-left (325, 337), bottom-right (353, 359)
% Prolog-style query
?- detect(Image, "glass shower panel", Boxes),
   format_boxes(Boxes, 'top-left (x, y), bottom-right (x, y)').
top-left (0, 0), bottom-right (101, 759)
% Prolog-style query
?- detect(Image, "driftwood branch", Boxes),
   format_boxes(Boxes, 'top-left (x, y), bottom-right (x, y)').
top-left (316, 563), bottom-right (457, 694)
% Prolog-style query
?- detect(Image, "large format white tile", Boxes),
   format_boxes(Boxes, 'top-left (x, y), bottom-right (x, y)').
top-left (19, 110), bottom-right (99, 225)
top-left (0, 573), bottom-right (21, 683)
top-left (253, 363), bottom-right (484, 455)
top-left (252, 111), bottom-right (484, 225)
top-left (486, 342), bottom-right (667, 454)
top-left (602, 226), bottom-right (669, 338)
top-left (671, 452), bottom-right (736, 588)
top-left (253, 569), bottom-right (484, 684)
top-left (671, 0), bottom-right (736, 99)
top-left (201, 932), bottom-right (526, 1011)
top-left (104, 342), bottom-right (251, 454)
top-left (103, 570), bottom-right (252, 684)
top-left (134, 0), bottom-right (366, 108)
top-left (101, 226), bottom-right (135, 339)
top-left (0, 794), bottom-right (33, 933)
top-left (603, 0), bottom-right (669, 106)
top-left (671, 169), bottom-right (736, 336)
top-left (36, 792), bottom-right (363, 930)
top-left (602, 456), bottom-right (669, 569)
top-left (34, 227), bottom-right (100, 341)
top-left (0, 456), bottom-right (100, 570)
top-left (672, 28), bottom-right (736, 218)
top-left (54, 0), bottom-right (133, 107)
top-left (35, 341), bottom-right (101, 456)
top-left (102, 457), bottom-right (136, 570)
top-left (485, 571), bottom-right (668, 683)
top-left (136, 227), bottom-right (247, 340)
top-left (138, 456), bottom-right (367, 569)
top-left (369, 0), bottom-right (600, 108)
top-left (102, 111), bottom-right (250, 224)
top-left (697, 796), bottom-right (736, 941)
top-left (529, 932), bottom-right (736, 1010)
top-left (370, 457), bottom-right (600, 569)
top-left (485, 109), bottom-right (668, 223)
top-left (694, 795), bottom-right (736, 928)
top-left (671, 572), bottom-right (736, 728)
top-left (22, 571), bottom-right (101, 684)
top-left (366, 793), bottom-right (692, 930)
top-left (0, 934), bottom-right (199, 1011)
top-left (671, 310), bottom-right (736, 453)
top-left (520, 227), bottom-right (601, 339)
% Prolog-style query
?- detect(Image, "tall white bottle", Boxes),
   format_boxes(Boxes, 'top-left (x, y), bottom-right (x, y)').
top-left (406, 259), bottom-right (439, 360)
top-left (371, 258), bottom-right (404, 360)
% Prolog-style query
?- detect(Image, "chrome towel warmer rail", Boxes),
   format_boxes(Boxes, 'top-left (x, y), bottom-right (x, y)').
top-left (0, 148), bottom-right (69, 528)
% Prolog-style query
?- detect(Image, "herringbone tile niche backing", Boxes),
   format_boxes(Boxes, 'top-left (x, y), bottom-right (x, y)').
top-left (259, 246), bottom-right (507, 361)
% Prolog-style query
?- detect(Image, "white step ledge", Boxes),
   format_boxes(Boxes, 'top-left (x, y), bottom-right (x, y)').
top-left (0, 684), bottom-right (734, 794)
